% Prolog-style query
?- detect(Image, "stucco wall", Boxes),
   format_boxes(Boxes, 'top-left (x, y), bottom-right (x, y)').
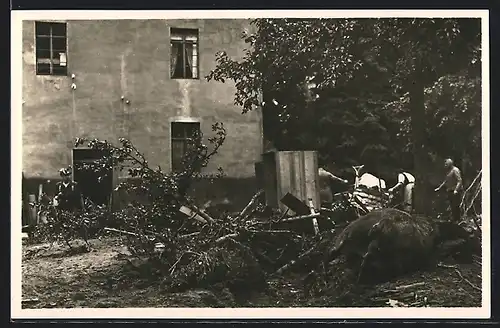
top-left (22, 19), bottom-right (262, 179)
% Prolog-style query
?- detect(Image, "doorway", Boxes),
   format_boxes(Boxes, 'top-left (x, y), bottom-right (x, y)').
top-left (72, 148), bottom-right (113, 206)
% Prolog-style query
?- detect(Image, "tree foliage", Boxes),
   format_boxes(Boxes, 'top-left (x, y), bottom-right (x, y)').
top-left (207, 18), bottom-right (481, 214)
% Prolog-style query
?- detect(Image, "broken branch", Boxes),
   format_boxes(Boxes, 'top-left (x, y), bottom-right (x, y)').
top-left (280, 213), bottom-right (321, 223)
top-left (215, 233), bottom-right (240, 244)
top-left (235, 189), bottom-right (264, 221)
top-left (272, 245), bottom-right (317, 276)
top-left (438, 263), bottom-right (481, 292)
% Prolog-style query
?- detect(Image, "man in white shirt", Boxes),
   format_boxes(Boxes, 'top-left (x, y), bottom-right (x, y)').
top-left (388, 171), bottom-right (415, 212)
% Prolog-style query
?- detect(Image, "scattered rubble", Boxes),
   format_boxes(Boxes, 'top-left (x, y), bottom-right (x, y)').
top-left (24, 183), bottom-right (482, 308)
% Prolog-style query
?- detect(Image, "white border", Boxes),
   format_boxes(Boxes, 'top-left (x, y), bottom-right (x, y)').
top-left (11, 10), bottom-right (491, 320)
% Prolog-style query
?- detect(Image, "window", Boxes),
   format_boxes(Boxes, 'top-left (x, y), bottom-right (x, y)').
top-left (171, 122), bottom-right (201, 171)
top-left (35, 21), bottom-right (68, 76)
top-left (170, 28), bottom-right (199, 79)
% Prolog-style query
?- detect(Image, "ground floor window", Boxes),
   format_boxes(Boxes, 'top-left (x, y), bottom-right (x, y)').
top-left (171, 121), bottom-right (201, 172)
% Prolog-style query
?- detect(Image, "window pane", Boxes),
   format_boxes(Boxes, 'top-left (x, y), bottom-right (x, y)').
top-left (52, 51), bottom-right (67, 60)
top-left (185, 123), bottom-right (200, 137)
top-left (171, 140), bottom-right (185, 171)
top-left (52, 65), bottom-right (68, 76)
top-left (171, 122), bottom-right (185, 138)
top-left (171, 42), bottom-right (184, 79)
top-left (36, 36), bottom-right (50, 51)
top-left (52, 37), bottom-right (66, 51)
top-left (172, 43), bottom-right (185, 78)
top-left (36, 63), bottom-right (51, 75)
top-left (51, 23), bottom-right (67, 37)
top-left (36, 48), bottom-right (51, 59)
top-left (172, 122), bottom-right (200, 139)
top-left (184, 62), bottom-right (193, 79)
top-left (35, 22), bottom-right (51, 36)
top-left (192, 65), bottom-right (198, 79)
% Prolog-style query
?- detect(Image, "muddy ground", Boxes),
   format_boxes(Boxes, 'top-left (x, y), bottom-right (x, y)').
top-left (21, 236), bottom-right (482, 309)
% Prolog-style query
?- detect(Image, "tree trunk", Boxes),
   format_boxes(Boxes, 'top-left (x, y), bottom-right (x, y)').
top-left (408, 77), bottom-right (430, 215)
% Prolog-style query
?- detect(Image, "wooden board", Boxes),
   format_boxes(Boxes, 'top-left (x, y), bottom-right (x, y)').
top-left (275, 151), bottom-right (320, 214)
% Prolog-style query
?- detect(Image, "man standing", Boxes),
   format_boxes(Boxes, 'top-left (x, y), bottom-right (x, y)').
top-left (54, 167), bottom-right (85, 212)
top-left (434, 159), bottom-right (463, 222)
top-left (388, 171), bottom-right (415, 212)
top-left (319, 165), bottom-right (349, 205)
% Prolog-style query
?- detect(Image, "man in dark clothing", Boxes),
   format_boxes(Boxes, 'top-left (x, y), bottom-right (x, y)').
top-left (434, 159), bottom-right (463, 222)
top-left (54, 168), bottom-right (85, 212)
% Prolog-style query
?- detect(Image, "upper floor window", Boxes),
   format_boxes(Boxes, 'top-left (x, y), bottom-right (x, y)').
top-left (35, 21), bottom-right (68, 76)
top-left (170, 28), bottom-right (199, 79)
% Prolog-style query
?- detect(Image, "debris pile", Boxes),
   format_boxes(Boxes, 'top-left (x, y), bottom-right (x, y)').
top-left (94, 189), bottom-right (480, 303)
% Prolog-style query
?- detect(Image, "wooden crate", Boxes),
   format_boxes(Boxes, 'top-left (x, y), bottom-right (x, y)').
top-left (261, 151), bottom-right (320, 214)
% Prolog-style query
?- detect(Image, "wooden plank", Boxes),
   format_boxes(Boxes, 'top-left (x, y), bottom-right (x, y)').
top-left (304, 151), bottom-right (320, 211)
top-left (280, 192), bottom-right (310, 215)
top-left (37, 184), bottom-right (43, 224)
top-left (28, 194), bottom-right (37, 226)
top-left (276, 152), bottom-right (292, 213)
top-left (297, 151), bottom-right (306, 202)
top-left (262, 152), bottom-right (278, 208)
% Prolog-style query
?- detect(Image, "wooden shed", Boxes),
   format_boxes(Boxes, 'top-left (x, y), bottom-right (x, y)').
top-left (256, 150), bottom-right (320, 214)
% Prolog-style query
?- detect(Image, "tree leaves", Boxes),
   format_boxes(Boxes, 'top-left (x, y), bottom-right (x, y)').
top-left (207, 18), bottom-right (481, 181)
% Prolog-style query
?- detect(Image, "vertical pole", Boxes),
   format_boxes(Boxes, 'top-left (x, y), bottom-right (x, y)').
top-left (308, 198), bottom-right (320, 235)
top-left (49, 25), bottom-right (53, 74)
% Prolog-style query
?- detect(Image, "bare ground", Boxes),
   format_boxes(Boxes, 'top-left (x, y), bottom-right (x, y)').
top-left (21, 237), bottom-right (482, 309)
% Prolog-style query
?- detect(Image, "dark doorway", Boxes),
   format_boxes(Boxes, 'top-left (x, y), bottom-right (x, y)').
top-left (72, 148), bottom-right (113, 206)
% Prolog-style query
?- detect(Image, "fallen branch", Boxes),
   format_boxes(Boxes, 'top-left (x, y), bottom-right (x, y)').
top-left (462, 184), bottom-right (482, 232)
top-left (248, 229), bottom-right (296, 235)
top-left (104, 227), bottom-right (170, 241)
top-left (236, 190), bottom-right (264, 221)
top-left (189, 204), bottom-right (216, 224)
top-left (179, 206), bottom-right (208, 224)
top-left (280, 213), bottom-right (321, 223)
top-left (272, 245), bottom-right (317, 276)
top-left (381, 282), bottom-right (426, 294)
top-left (169, 251), bottom-right (201, 275)
top-left (460, 170), bottom-right (482, 208)
top-left (438, 263), bottom-right (481, 292)
top-left (215, 233), bottom-right (240, 244)
top-left (178, 231), bottom-right (201, 240)
top-left (22, 297), bottom-right (40, 304)
top-left (395, 282), bottom-right (426, 291)
top-left (104, 227), bottom-right (139, 237)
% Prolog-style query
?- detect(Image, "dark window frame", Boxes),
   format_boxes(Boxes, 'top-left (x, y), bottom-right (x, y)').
top-left (35, 21), bottom-right (68, 76)
top-left (171, 121), bottom-right (201, 172)
top-left (170, 28), bottom-right (199, 80)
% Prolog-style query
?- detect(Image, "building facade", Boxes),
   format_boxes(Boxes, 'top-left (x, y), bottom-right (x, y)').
top-left (22, 19), bottom-right (263, 204)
